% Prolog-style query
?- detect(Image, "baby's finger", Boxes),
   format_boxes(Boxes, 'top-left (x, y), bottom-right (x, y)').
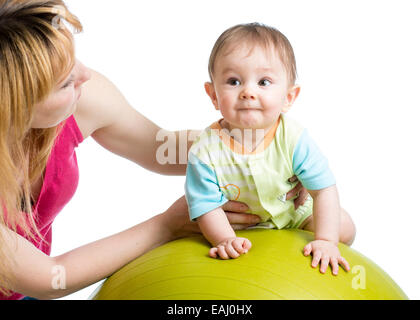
top-left (232, 239), bottom-right (245, 254)
top-left (216, 246), bottom-right (229, 260)
top-left (338, 256), bottom-right (351, 272)
top-left (225, 242), bottom-right (240, 259)
top-left (331, 258), bottom-right (339, 276)
top-left (303, 243), bottom-right (312, 256)
top-left (320, 256), bottom-right (330, 274)
top-left (311, 251), bottom-right (322, 268)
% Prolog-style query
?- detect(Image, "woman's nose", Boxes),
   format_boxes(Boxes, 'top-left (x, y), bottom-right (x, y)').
top-left (75, 60), bottom-right (92, 87)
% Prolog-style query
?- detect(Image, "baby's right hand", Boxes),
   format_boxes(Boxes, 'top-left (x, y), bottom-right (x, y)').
top-left (209, 237), bottom-right (252, 260)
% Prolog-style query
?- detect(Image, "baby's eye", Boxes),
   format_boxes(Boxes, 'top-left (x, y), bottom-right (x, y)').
top-left (259, 79), bottom-right (271, 87)
top-left (227, 78), bottom-right (241, 86)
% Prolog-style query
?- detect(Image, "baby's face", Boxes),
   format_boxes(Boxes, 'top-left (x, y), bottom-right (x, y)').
top-left (206, 44), bottom-right (297, 131)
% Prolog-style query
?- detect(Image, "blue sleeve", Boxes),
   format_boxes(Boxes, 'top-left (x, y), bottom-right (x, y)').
top-left (185, 153), bottom-right (229, 221)
top-left (292, 130), bottom-right (336, 190)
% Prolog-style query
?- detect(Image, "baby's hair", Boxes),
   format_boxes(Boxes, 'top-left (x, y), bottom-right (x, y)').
top-left (208, 22), bottom-right (297, 86)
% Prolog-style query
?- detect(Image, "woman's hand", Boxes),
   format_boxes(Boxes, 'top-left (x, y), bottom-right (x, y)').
top-left (287, 176), bottom-right (309, 210)
top-left (162, 195), bottom-right (260, 240)
top-left (224, 201), bottom-right (260, 230)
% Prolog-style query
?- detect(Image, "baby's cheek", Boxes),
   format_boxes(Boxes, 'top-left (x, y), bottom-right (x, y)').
top-left (218, 93), bottom-right (234, 107)
top-left (219, 97), bottom-right (236, 115)
top-left (263, 99), bottom-right (284, 116)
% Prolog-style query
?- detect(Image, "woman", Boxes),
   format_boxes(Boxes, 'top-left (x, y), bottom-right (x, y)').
top-left (0, 0), bottom-right (308, 300)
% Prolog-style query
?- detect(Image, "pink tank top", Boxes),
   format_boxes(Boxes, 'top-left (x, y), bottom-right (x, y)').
top-left (1, 115), bottom-right (84, 300)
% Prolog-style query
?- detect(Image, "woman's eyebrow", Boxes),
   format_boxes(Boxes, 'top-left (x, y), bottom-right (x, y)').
top-left (60, 73), bottom-right (75, 86)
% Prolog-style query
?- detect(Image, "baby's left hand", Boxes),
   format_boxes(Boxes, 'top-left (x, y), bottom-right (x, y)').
top-left (303, 240), bottom-right (350, 276)
top-left (209, 237), bottom-right (252, 260)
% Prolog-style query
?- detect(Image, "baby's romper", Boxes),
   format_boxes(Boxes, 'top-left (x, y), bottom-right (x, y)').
top-left (185, 115), bottom-right (336, 229)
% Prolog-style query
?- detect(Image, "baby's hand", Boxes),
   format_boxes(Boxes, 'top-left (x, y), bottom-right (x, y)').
top-left (303, 240), bottom-right (350, 276)
top-left (209, 237), bottom-right (252, 260)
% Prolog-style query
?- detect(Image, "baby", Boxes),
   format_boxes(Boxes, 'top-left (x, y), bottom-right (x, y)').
top-left (185, 23), bottom-right (355, 275)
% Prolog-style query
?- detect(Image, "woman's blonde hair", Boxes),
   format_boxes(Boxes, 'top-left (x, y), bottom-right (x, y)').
top-left (0, 0), bottom-right (82, 296)
top-left (208, 22), bottom-right (297, 86)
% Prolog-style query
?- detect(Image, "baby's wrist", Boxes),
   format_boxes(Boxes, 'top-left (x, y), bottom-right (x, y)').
top-left (213, 236), bottom-right (237, 246)
top-left (314, 237), bottom-right (339, 246)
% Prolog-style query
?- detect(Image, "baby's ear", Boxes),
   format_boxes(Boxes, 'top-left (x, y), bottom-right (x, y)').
top-left (281, 85), bottom-right (301, 113)
top-left (204, 82), bottom-right (219, 110)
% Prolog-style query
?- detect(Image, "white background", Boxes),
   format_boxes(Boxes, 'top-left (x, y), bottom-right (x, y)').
top-left (51, 0), bottom-right (420, 300)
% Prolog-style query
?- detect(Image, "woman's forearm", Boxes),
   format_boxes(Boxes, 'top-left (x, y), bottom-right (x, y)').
top-left (4, 213), bottom-right (173, 299)
top-left (4, 195), bottom-right (254, 299)
top-left (50, 213), bottom-right (172, 299)
top-left (153, 130), bottom-right (201, 176)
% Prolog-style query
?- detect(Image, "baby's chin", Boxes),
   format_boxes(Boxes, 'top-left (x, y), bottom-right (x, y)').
top-left (225, 117), bottom-right (275, 131)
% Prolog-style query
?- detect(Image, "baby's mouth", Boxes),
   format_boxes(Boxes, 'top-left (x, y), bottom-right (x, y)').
top-left (237, 106), bottom-right (262, 111)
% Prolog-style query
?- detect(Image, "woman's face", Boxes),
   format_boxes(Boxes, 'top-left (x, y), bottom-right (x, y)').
top-left (31, 59), bottom-right (91, 129)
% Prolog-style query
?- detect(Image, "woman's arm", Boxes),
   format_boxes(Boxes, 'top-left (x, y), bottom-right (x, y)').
top-left (1, 212), bottom-right (173, 300)
top-left (0, 196), bottom-right (257, 299)
top-left (74, 69), bottom-right (197, 176)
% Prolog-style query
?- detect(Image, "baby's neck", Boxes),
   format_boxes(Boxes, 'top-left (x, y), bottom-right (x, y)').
top-left (220, 120), bottom-right (276, 153)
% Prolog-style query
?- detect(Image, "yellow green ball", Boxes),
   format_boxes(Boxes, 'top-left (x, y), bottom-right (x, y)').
top-left (92, 229), bottom-right (407, 300)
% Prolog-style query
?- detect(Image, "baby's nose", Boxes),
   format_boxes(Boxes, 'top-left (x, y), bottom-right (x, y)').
top-left (240, 88), bottom-right (256, 100)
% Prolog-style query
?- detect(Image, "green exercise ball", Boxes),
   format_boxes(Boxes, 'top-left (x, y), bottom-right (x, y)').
top-left (91, 229), bottom-right (407, 300)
